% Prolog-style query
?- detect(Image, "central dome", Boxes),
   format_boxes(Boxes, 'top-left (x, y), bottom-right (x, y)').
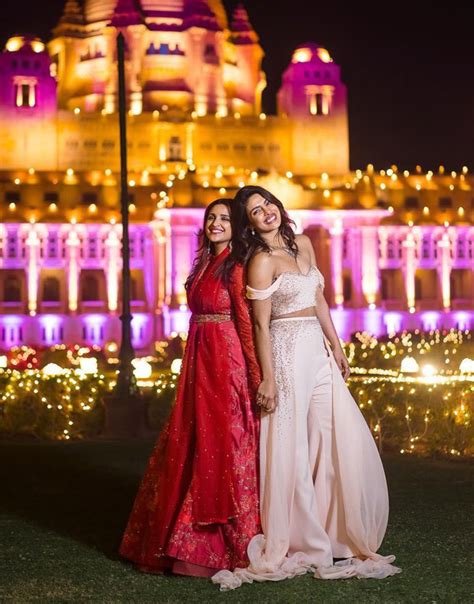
top-left (84, 0), bottom-right (185, 23)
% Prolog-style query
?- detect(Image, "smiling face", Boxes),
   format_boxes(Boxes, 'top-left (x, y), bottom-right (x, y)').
top-left (205, 203), bottom-right (232, 247)
top-left (245, 193), bottom-right (282, 233)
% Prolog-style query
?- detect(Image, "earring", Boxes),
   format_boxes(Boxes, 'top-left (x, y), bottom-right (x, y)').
top-left (228, 241), bottom-right (233, 251)
top-left (251, 228), bottom-right (256, 236)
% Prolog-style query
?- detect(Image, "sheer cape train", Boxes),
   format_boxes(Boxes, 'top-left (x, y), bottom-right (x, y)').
top-left (212, 336), bottom-right (401, 590)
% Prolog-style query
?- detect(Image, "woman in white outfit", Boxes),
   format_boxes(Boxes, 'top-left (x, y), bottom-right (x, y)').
top-left (213, 186), bottom-right (400, 590)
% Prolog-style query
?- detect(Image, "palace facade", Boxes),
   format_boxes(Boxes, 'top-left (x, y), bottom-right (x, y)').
top-left (0, 0), bottom-right (472, 352)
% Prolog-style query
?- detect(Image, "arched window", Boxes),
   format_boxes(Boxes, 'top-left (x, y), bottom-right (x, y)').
top-left (81, 275), bottom-right (100, 301)
top-left (343, 275), bottom-right (352, 302)
top-left (168, 136), bottom-right (182, 161)
top-left (4, 275), bottom-right (21, 302)
top-left (43, 277), bottom-right (60, 302)
top-left (131, 277), bottom-right (138, 300)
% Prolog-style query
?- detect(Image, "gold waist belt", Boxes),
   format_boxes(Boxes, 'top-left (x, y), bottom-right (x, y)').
top-left (191, 313), bottom-right (232, 324)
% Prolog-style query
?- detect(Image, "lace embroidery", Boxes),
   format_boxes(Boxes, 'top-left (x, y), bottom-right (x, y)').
top-left (247, 266), bottom-right (324, 318)
top-left (270, 319), bottom-right (324, 436)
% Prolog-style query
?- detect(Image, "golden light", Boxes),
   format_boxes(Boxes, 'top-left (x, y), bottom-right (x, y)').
top-left (14, 178), bottom-right (21, 185)
top-left (78, 357), bottom-right (98, 375)
top-left (400, 356), bottom-right (419, 373)
top-left (462, 165), bottom-right (468, 174)
top-left (459, 358), bottom-right (474, 373)
top-left (49, 203), bottom-right (57, 212)
top-left (28, 167), bottom-right (35, 175)
top-left (421, 364), bottom-right (437, 377)
top-left (129, 203), bottom-right (136, 213)
top-left (88, 204), bottom-right (97, 213)
top-left (403, 170), bottom-right (410, 177)
top-left (30, 39), bottom-right (45, 53)
top-left (42, 363), bottom-right (67, 376)
top-left (66, 168), bottom-right (74, 176)
top-left (105, 168), bottom-right (112, 176)
top-left (106, 342), bottom-right (118, 354)
top-left (5, 36), bottom-right (24, 52)
top-left (323, 189), bottom-right (330, 198)
top-left (171, 358), bottom-right (182, 374)
top-left (310, 182), bottom-right (317, 189)
top-left (234, 112), bottom-right (241, 119)
top-left (388, 206), bottom-right (394, 213)
top-left (0, 355), bottom-right (7, 369)
top-left (132, 358), bottom-right (152, 380)
top-left (259, 112), bottom-right (267, 120)
top-left (423, 206), bottom-right (430, 216)
top-left (74, 107), bottom-right (81, 115)
top-left (219, 187), bottom-right (226, 194)
top-left (8, 202), bottom-right (16, 211)
top-left (286, 171), bottom-right (293, 179)
top-left (317, 47), bottom-right (333, 63)
top-left (292, 47), bottom-right (312, 63)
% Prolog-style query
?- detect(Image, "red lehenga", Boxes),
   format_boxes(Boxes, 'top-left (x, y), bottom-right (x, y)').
top-left (120, 248), bottom-right (261, 575)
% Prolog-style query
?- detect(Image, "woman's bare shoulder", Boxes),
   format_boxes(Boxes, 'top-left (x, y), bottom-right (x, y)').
top-left (295, 233), bottom-right (312, 249)
top-left (248, 249), bottom-right (274, 270)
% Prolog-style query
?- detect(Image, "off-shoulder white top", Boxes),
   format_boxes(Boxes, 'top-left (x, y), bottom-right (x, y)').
top-left (246, 265), bottom-right (324, 319)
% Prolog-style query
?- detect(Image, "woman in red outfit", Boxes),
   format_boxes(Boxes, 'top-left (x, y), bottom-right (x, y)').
top-left (120, 199), bottom-right (261, 578)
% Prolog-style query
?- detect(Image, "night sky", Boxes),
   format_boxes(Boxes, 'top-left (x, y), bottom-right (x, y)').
top-left (2, 0), bottom-right (473, 171)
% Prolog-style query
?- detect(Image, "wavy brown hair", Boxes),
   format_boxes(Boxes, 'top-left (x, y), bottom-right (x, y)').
top-left (231, 185), bottom-right (298, 264)
top-left (185, 198), bottom-right (240, 291)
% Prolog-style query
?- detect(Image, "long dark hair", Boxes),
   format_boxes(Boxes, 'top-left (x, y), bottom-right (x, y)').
top-left (232, 185), bottom-right (298, 263)
top-left (185, 198), bottom-right (239, 290)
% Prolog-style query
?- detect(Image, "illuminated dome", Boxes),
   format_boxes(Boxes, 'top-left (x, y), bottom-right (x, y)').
top-left (4, 35), bottom-right (46, 54)
top-left (292, 43), bottom-right (333, 64)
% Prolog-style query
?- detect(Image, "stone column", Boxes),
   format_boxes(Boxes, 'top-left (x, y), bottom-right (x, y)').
top-left (105, 225), bottom-right (121, 312)
top-left (437, 230), bottom-right (453, 310)
top-left (66, 226), bottom-right (81, 313)
top-left (402, 230), bottom-right (417, 311)
top-left (361, 226), bottom-right (380, 306)
top-left (25, 225), bottom-right (41, 316)
top-left (330, 218), bottom-right (344, 306)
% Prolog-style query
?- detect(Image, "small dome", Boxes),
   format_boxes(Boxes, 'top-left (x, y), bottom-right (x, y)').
top-left (291, 43), bottom-right (333, 64)
top-left (4, 35), bottom-right (46, 54)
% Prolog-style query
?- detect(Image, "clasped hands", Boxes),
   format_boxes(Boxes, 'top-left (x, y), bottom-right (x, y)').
top-left (255, 378), bottom-right (277, 413)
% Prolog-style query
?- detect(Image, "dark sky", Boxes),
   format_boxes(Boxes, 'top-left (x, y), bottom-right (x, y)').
top-left (2, 0), bottom-right (473, 170)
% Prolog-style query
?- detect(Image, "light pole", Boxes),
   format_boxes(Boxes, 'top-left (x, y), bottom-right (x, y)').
top-left (104, 31), bottom-right (146, 438)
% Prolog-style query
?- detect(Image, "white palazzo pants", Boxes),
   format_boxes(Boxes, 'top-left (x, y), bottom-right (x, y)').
top-left (213, 317), bottom-right (400, 590)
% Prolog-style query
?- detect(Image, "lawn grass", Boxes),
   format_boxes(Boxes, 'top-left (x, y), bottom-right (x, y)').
top-left (0, 438), bottom-right (472, 603)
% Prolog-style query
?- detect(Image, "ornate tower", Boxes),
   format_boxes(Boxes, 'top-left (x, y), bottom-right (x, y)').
top-left (183, 0), bottom-right (225, 116)
top-left (0, 36), bottom-right (58, 169)
top-left (278, 43), bottom-right (349, 174)
top-left (228, 4), bottom-right (265, 115)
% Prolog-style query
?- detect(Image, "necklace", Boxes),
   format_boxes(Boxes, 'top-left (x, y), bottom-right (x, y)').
top-left (268, 244), bottom-right (296, 258)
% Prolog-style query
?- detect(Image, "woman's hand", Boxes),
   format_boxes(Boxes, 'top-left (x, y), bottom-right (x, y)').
top-left (256, 378), bottom-right (277, 413)
top-left (332, 347), bottom-right (351, 381)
